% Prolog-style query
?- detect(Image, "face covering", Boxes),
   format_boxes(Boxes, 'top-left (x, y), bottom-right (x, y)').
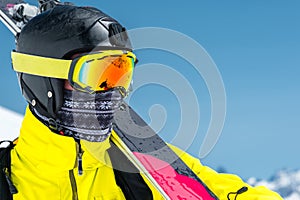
top-left (56, 88), bottom-right (124, 142)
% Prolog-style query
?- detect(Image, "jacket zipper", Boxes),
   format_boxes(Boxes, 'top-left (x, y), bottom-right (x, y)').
top-left (74, 138), bottom-right (83, 175)
top-left (69, 139), bottom-right (84, 200)
top-left (69, 170), bottom-right (78, 200)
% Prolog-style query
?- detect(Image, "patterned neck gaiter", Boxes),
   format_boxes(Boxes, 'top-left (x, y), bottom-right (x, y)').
top-left (56, 88), bottom-right (124, 142)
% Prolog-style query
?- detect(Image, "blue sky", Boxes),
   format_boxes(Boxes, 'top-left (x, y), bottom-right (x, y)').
top-left (1, 0), bottom-right (300, 180)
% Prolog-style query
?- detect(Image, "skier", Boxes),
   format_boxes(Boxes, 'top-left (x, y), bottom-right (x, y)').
top-left (7, 4), bottom-right (283, 200)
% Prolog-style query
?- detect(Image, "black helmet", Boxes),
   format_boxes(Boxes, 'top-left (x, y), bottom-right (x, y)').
top-left (16, 5), bottom-right (132, 119)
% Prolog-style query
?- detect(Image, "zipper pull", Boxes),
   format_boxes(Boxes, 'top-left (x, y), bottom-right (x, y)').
top-left (227, 186), bottom-right (248, 200)
top-left (75, 138), bottom-right (84, 176)
top-left (78, 150), bottom-right (83, 176)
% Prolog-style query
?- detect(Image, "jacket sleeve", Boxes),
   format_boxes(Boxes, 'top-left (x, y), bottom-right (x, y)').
top-left (169, 145), bottom-right (283, 200)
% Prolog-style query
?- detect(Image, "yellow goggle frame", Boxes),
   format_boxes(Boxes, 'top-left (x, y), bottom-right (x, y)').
top-left (12, 50), bottom-right (137, 93)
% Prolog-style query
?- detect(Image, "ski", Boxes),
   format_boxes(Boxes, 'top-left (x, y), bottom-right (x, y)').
top-left (0, 0), bottom-right (23, 35)
top-left (0, 0), bottom-right (39, 35)
top-left (112, 102), bottom-right (218, 200)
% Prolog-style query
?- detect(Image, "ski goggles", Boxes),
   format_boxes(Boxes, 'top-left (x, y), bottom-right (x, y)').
top-left (12, 50), bottom-right (137, 93)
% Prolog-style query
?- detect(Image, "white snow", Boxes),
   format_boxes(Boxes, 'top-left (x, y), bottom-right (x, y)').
top-left (0, 106), bottom-right (23, 141)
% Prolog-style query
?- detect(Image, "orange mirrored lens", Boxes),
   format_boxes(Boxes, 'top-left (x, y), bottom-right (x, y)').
top-left (74, 54), bottom-right (134, 92)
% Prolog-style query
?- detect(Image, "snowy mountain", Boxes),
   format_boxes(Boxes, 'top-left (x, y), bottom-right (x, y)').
top-left (248, 169), bottom-right (300, 200)
top-left (0, 106), bottom-right (23, 141)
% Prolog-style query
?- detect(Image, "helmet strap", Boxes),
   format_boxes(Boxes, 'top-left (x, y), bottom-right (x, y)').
top-left (29, 106), bottom-right (70, 137)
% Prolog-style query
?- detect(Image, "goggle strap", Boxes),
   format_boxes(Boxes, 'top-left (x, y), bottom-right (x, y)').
top-left (11, 52), bottom-right (71, 79)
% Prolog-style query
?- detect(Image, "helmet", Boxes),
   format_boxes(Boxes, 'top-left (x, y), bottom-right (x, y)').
top-left (15, 5), bottom-right (132, 119)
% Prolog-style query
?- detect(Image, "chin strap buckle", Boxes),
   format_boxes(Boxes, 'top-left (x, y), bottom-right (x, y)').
top-left (48, 118), bottom-right (58, 131)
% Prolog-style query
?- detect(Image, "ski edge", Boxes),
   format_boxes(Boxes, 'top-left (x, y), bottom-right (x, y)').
top-left (0, 9), bottom-right (20, 36)
top-left (110, 130), bottom-right (171, 200)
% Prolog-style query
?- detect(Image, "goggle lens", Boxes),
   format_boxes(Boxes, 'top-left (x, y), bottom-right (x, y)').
top-left (71, 52), bottom-right (135, 93)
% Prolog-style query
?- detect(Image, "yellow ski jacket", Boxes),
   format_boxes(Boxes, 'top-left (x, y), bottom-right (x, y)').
top-left (11, 107), bottom-right (283, 200)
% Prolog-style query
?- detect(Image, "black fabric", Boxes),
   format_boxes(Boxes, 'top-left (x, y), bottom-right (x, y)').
top-left (0, 141), bottom-right (17, 200)
top-left (0, 171), bottom-right (12, 200)
top-left (108, 140), bottom-right (153, 200)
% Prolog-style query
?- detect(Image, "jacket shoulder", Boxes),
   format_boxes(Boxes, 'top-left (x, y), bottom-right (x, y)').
top-left (168, 144), bottom-right (283, 200)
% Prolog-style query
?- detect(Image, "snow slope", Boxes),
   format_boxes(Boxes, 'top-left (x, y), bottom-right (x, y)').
top-left (248, 169), bottom-right (300, 200)
top-left (0, 106), bottom-right (23, 141)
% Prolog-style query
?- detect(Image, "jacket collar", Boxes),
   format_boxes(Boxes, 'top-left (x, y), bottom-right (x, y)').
top-left (18, 106), bottom-right (112, 171)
